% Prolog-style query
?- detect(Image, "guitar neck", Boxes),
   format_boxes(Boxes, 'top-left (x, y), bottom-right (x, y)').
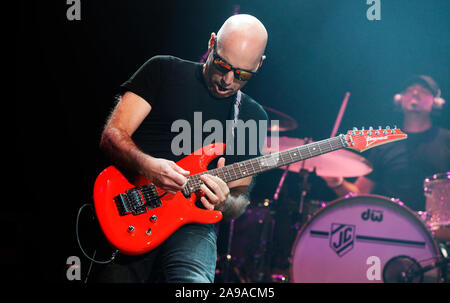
top-left (183, 134), bottom-right (348, 196)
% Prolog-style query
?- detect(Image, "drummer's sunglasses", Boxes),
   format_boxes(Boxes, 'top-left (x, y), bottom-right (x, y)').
top-left (211, 39), bottom-right (260, 81)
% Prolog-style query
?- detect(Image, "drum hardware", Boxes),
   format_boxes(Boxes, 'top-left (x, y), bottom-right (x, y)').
top-left (409, 257), bottom-right (449, 283)
top-left (297, 138), bottom-right (312, 222)
top-left (383, 255), bottom-right (424, 283)
top-left (221, 218), bottom-right (235, 283)
top-left (438, 242), bottom-right (449, 282)
top-left (216, 202), bottom-right (275, 283)
top-left (270, 273), bottom-right (288, 283)
top-left (250, 164), bottom-right (291, 282)
top-left (423, 172), bottom-right (450, 242)
top-left (383, 255), bottom-right (450, 283)
top-left (253, 215), bottom-right (275, 282)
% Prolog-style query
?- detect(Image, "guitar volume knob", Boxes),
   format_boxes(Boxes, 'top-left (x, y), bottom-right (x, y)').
top-left (150, 215), bottom-right (157, 223)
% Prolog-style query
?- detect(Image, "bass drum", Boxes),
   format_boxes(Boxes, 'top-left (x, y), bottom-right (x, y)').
top-left (290, 195), bottom-right (442, 283)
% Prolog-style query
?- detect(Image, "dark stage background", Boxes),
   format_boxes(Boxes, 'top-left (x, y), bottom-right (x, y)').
top-left (14, 0), bottom-right (449, 283)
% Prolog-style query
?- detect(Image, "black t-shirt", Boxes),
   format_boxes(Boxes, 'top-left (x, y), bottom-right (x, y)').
top-left (365, 126), bottom-right (450, 211)
top-left (119, 55), bottom-right (268, 168)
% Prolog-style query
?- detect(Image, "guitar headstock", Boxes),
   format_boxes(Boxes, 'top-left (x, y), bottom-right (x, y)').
top-left (344, 126), bottom-right (407, 152)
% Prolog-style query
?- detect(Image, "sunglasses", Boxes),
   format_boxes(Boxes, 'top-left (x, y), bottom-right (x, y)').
top-left (211, 40), bottom-right (260, 81)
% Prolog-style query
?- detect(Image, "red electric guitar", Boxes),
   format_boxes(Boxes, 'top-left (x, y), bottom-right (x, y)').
top-left (93, 127), bottom-right (407, 255)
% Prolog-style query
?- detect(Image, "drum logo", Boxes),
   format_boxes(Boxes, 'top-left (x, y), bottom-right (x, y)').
top-left (361, 208), bottom-right (383, 222)
top-left (330, 223), bottom-right (355, 257)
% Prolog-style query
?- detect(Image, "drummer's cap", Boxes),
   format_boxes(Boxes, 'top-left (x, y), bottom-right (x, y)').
top-left (401, 75), bottom-right (440, 97)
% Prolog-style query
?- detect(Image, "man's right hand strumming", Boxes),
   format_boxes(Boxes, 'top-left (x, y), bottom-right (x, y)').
top-left (100, 91), bottom-right (190, 195)
top-left (140, 157), bottom-right (190, 194)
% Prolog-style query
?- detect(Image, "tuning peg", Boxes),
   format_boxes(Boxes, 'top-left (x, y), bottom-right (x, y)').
top-left (386, 125), bottom-right (390, 130)
top-left (353, 127), bottom-right (358, 131)
top-left (368, 126), bottom-right (373, 135)
top-left (369, 126), bottom-right (374, 130)
top-left (378, 126), bottom-right (382, 130)
top-left (394, 125), bottom-right (397, 129)
top-left (391, 129), bottom-right (396, 134)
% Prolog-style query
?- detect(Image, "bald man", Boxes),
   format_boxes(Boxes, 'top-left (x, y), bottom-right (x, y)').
top-left (96, 14), bottom-right (268, 283)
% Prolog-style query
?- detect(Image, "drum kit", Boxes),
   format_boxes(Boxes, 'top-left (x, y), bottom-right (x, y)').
top-left (215, 105), bottom-right (450, 283)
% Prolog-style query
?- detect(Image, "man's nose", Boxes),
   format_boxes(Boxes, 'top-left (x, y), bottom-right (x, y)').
top-left (222, 70), bottom-right (234, 86)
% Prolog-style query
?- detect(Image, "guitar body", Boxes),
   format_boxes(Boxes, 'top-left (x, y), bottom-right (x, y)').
top-left (93, 143), bottom-right (225, 255)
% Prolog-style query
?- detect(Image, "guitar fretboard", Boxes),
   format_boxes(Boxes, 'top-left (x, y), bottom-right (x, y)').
top-left (182, 135), bottom-right (347, 196)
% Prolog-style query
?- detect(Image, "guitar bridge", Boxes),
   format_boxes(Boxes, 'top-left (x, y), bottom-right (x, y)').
top-left (114, 184), bottom-right (162, 216)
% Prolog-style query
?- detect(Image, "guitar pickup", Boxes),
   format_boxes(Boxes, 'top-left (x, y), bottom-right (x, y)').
top-left (114, 188), bottom-right (147, 216)
top-left (141, 184), bottom-right (162, 210)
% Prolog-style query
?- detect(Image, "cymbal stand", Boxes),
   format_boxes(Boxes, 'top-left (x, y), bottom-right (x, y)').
top-left (252, 164), bottom-right (290, 282)
top-left (273, 164), bottom-right (290, 202)
top-left (222, 218), bottom-right (235, 283)
top-left (298, 138), bottom-right (312, 224)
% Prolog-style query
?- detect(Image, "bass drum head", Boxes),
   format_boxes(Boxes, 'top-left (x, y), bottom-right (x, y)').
top-left (290, 195), bottom-right (441, 283)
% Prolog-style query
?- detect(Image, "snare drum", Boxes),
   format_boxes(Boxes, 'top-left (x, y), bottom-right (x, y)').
top-left (290, 195), bottom-right (442, 282)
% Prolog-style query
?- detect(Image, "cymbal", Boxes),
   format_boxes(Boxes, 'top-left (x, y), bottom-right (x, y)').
top-left (263, 136), bottom-right (373, 178)
top-left (263, 106), bottom-right (298, 132)
top-left (263, 136), bottom-right (307, 153)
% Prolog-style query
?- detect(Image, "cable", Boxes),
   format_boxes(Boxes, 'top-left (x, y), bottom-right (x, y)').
top-left (76, 203), bottom-right (120, 264)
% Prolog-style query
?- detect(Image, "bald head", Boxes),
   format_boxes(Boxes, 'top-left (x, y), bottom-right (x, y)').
top-left (202, 14), bottom-right (268, 98)
top-left (215, 14), bottom-right (268, 69)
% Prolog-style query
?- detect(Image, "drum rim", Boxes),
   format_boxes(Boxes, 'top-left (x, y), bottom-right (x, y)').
top-left (289, 194), bottom-right (442, 282)
top-left (424, 171), bottom-right (450, 184)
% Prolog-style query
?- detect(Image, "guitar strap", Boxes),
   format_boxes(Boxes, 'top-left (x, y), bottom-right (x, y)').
top-left (230, 89), bottom-right (242, 137)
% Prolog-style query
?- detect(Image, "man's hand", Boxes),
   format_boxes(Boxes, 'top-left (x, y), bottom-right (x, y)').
top-left (142, 157), bottom-right (190, 194)
top-left (100, 92), bottom-right (190, 195)
top-left (199, 157), bottom-right (230, 210)
top-left (322, 176), bottom-right (344, 189)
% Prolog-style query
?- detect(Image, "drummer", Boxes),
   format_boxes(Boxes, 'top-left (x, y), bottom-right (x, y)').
top-left (324, 75), bottom-right (450, 211)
